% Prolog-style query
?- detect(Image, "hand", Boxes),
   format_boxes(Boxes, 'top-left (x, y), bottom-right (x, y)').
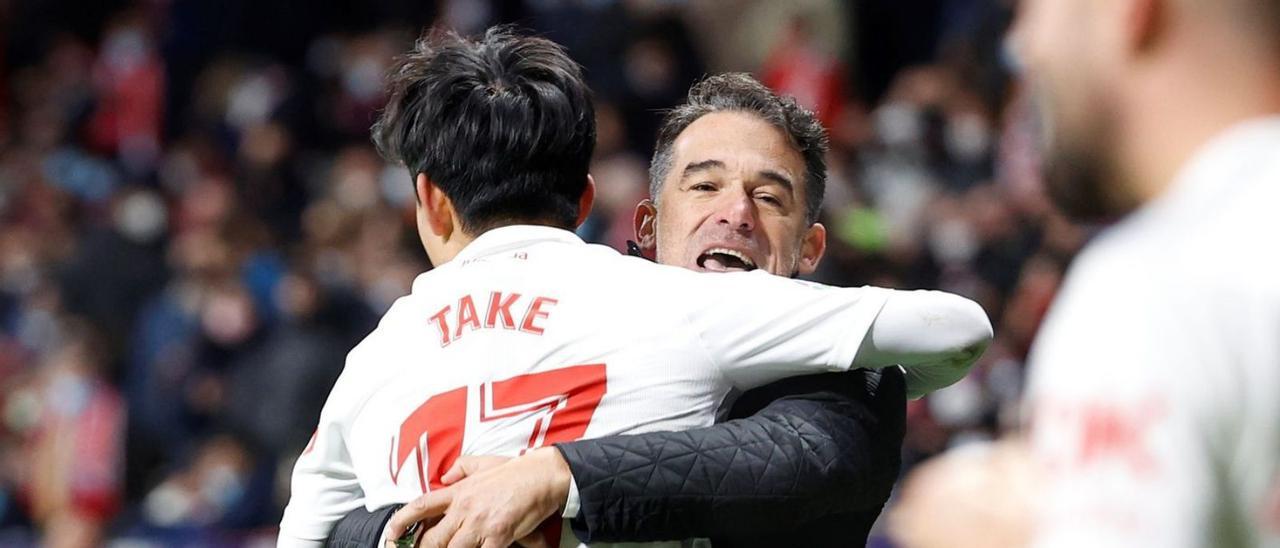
top-left (440, 455), bottom-right (512, 485)
top-left (385, 447), bottom-right (573, 548)
top-left (382, 455), bottom-right (513, 546)
top-left (889, 439), bottom-right (1035, 548)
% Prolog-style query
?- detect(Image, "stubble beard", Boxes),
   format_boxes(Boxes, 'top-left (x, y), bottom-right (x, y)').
top-left (1035, 86), bottom-right (1140, 224)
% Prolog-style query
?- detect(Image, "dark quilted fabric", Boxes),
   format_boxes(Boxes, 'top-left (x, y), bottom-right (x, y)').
top-left (557, 367), bottom-right (906, 546)
top-left (325, 503), bottom-right (401, 548)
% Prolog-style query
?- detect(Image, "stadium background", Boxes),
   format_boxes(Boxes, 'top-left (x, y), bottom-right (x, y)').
top-left (0, 0), bottom-right (1076, 545)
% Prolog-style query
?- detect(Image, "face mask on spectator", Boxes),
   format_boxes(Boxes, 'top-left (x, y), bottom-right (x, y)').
top-left (47, 370), bottom-right (91, 417)
top-left (946, 113), bottom-right (992, 165)
top-left (114, 190), bottom-right (168, 244)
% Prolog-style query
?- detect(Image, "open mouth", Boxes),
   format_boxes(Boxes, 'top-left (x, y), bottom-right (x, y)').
top-left (697, 248), bottom-right (758, 272)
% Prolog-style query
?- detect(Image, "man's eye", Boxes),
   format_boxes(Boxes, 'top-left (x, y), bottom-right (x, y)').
top-left (690, 182), bottom-right (717, 192)
top-left (755, 194), bottom-right (782, 206)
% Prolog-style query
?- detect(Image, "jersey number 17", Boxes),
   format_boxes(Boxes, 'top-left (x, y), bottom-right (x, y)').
top-left (389, 364), bottom-right (608, 492)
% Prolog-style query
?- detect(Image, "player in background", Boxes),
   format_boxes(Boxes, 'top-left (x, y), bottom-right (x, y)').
top-left (893, 1), bottom-right (1280, 547)
top-left (1017, 0), bottom-right (1280, 545)
top-left (277, 27), bottom-right (992, 548)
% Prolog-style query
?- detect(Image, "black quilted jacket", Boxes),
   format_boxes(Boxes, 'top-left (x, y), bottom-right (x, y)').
top-left (325, 367), bottom-right (906, 548)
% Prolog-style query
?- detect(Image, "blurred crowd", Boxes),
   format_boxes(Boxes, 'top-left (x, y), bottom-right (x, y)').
top-left (0, 0), bottom-right (1083, 545)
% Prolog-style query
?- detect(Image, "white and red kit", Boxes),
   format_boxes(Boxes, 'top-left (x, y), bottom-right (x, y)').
top-left (279, 225), bottom-right (990, 547)
top-left (1026, 118), bottom-right (1280, 548)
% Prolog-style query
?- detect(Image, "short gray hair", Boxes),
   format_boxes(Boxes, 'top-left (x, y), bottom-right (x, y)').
top-left (648, 73), bottom-right (829, 224)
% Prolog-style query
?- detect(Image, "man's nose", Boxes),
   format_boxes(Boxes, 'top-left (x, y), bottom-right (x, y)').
top-left (715, 191), bottom-right (756, 232)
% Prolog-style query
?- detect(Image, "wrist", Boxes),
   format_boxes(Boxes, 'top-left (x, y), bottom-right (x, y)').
top-left (530, 446), bottom-right (572, 511)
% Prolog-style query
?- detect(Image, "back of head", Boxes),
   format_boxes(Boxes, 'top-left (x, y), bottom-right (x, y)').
top-left (373, 26), bottom-right (596, 234)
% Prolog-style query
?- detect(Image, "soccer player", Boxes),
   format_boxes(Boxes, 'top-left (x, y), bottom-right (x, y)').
top-left (1012, 0), bottom-right (1280, 545)
top-left (277, 28), bottom-right (992, 548)
top-left (894, 1), bottom-right (1280, 546)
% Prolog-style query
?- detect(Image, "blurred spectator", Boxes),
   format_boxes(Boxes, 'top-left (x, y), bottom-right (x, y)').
top-left (223, 269), bottom-right (346, 458)
top-left (59, 186), bottom-right (169, 367)
top-left (86, 12), bottom-right (165, 176)
top-left (139, 434), bottom-right (264, 530)
top-left (11, 320), bottom-right (124, 548)
top-left (761, 15), bottom-right (850, 129)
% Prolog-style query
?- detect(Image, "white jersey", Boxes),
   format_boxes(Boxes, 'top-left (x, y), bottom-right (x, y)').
top-left (277, 225), bottom-right (988, 547)
top-left (1026, 118), bottom-right (1280, 547)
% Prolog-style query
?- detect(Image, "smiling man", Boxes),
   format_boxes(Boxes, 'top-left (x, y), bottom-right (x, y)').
top-left (635, 75), bottom-right (827, 278)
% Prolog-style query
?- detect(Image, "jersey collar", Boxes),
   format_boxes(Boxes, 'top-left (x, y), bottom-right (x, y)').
top-left (451, 224), bottom-right (585, 264)
top-left (1124, 115), bottom-right (1280, 227)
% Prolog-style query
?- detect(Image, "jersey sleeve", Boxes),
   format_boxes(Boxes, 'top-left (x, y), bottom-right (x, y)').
top-left (853, 288), bottom-right (993, 398)
top-left (677, 272), bottom-right (888, 390)
top-left (277, 356), bottom-right (369, 546)
top-left (680, 272), bottom-right (991, 396)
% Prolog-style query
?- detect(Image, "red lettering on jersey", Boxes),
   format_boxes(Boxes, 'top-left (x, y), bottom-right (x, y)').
top-left (390, 386), bottom-right (467, 491)
top-left (389, 365), bottom-right (605, 547)
top-left (1032, 396), bottom-right (1165, 478)
top-left (454, 295), bottom-right (481, 339)
top-left (433, 292), bottom-right (555, 344)
top-left (429, 305), bottom-right (453, 347)
top-left (479, 364), bottom-right (607, 452)
top-left (520, 296), bottom-right (558, 335)
top-left (1077, 405), bottom-right (1157, 475)
top-left (1262, 476), bottom-right (1280, 533)
top-left (537, 519), bottom-right (563, 548)
top-left (485, 292), bottom-right (522, 329)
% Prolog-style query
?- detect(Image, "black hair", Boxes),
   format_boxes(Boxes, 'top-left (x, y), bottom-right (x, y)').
top-left (649, 73), bottom-right (828, 224)
top-left (372, 26), bottom-right (596, 233)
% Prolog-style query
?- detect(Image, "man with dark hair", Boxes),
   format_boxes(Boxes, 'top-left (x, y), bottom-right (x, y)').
top-left (627, 71), bottom-right (828, 278)
top-left (280, 28), bottom-right (992, 548)
top-left (371, 27), bottom-right (597, 236)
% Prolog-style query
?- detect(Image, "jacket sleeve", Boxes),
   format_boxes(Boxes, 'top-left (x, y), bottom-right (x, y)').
top-left (555, 366), bottom-right (906, 543)
top-left (323, 503), bottom-right (401, 548)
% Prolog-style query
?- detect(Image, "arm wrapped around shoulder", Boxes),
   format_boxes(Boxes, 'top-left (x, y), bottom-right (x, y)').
top-left (853, 290), bottom-right (993, 399)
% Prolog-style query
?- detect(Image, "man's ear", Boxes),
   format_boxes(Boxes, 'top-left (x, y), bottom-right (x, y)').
top-left (574, 175), bottom-right (596, 227)
top-left (417, 173), bottom-right (455, 239)
top-left (1122, 0), bottom-right (1164, 54)
top-left (796, 222), bottom-right (827, 276)
top-left (632, 199), bottom-right (658, 257)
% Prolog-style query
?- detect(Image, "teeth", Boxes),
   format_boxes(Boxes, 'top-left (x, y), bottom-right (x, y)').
top-left (705, 248), bottom-right (756, 268)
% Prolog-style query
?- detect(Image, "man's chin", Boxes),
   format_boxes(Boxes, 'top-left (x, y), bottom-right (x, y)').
top-left (1043, 155), bottom-right (1135, 223)
top-left (1040, 111), bottom-right (1136, 223)
top-left (1035, 88), bottom-right (1136, 223)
